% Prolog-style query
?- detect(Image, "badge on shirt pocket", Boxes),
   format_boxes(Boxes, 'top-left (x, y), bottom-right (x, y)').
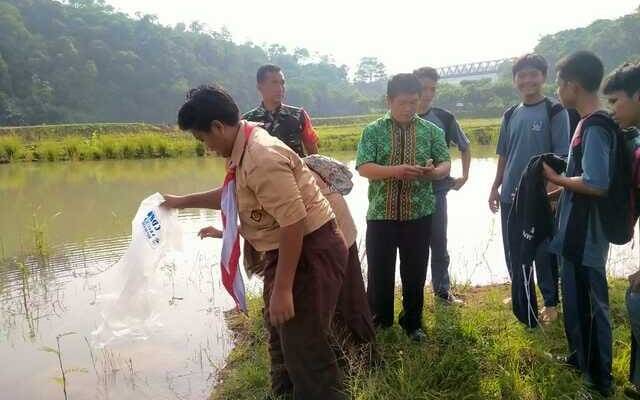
top-left (531, 120), bottom-right (544, 132)
top-left (250, 210), bottom-right (263, 223)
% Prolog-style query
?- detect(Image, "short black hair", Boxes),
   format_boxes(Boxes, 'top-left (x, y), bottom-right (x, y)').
top-left (512, 53), bottom-right (548, 77)
top-left (387, 73), bottom-right (422, 99)
top-left (177, 84), bottom-right (240, 131)
top-left (556, 51), bottom-right (604, 93)
top-left (257, 64), bottom-right (282, 83)
top-left (603, 61), bottom-right (640, 97)
top-left (413, 66), bottom-right (439, 82)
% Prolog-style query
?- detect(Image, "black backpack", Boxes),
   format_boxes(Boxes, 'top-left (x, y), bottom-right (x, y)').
top-left (430, 107), bottom-right (456, 146)
top-left (626, 128), bottom-right (640, 216)
top-left (572, 112), bottom-right (639, 245)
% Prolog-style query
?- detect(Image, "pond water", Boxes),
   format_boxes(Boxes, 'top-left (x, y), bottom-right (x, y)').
top-left (0, 149), bottom-right (636, 399)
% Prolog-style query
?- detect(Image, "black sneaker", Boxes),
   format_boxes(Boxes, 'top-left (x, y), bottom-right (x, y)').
top-left (548, 353), bottom-right (580, 371)
top-left (407, 328), bottom-right (427, 342)
top-left (625, 384), bottom-right (640, 399)
top-left (585, 382), bottom-right (614, 398)
top-left (436, 292), bottom-right (464, 306)
top-left (263, 392), bottom-right (293, 400)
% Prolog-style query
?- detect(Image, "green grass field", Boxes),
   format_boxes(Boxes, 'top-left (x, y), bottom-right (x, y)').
top-left (211, 280), bottom-right (635, 400)
top-left (317, 118), bottom-right (500, 153)
top-left (0, 118), bottom-right (501, 163)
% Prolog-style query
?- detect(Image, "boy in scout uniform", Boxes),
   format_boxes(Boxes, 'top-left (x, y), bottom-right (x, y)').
top-left (163, 84), bottom-right (349, 400)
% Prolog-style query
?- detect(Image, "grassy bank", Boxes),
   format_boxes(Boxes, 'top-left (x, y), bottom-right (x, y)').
top-left (313, 114), bottom-right (381, 127)
top-left (0, 118), bottom-right (500, 163)
top-left (0, 131), bottom-right (204, 162)
top-left (212, 280), bottom-right (634, 400)
top-left (0, 122), bottom-right (171, 140)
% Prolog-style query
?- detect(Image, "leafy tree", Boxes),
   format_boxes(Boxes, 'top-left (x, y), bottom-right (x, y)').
top-left (1, 0), bottom-right (639, 125)
top-left (0, 0), bottom-right (371, 124)
top-left (354, 57), bottom-right (387, 83)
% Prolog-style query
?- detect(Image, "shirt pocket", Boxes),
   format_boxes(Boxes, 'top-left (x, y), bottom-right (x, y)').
top-left (236, 183), bottom-right (278, 231)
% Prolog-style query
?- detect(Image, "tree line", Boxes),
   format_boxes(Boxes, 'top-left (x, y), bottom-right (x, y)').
top-left (0, 0), bottom-right (638, 125)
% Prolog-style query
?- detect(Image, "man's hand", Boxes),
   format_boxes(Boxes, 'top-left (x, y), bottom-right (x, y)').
top-left (161, 194), bottom-right (184, 209)
top-left (198, 226), bottom-right (223, 239)
top-left (488, 187), bottom-right (500, 213)
top-left (542, 162), bottom-right (560, 185)
top-left (452, 176), bottom-right (468, 191)
top-left (393, 164), bottom-right (424, 180)
top-left (416, 159), bottom-right (434, 179)
top-left (630, 270), bottom-right (640, 293)
top-left (270, 220), bottom-right (303, 326)
top-left (269, 288), bottom-right (295, 325)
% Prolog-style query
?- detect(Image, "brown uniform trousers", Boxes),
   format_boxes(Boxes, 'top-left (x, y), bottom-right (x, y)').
top-left (263, 220), bottom-right (348, 400)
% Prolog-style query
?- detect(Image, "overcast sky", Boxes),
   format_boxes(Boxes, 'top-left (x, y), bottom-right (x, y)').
top-left (106, 0), bottom-right (639, 73)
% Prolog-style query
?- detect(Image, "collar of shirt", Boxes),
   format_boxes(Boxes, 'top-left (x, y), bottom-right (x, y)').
top-left (381, 111), bottom-right (419, 126)
top-left (256, 102), bottom-right (294, 118)
top-left (228, 122), bottom-right (249, 170)
top-left (417, 108), bottom-right (432, 118)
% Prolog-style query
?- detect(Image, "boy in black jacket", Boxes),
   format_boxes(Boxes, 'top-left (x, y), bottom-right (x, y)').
top-left (489, 54), bottom-right (570, 324)
top-left (543, 51), bottom-right (615, 397)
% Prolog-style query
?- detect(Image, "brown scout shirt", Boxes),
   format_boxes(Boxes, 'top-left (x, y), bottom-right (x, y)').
top-left (230, 122), bottom-right (334, 252)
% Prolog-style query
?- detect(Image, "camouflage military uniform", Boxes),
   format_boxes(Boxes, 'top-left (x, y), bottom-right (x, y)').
top-left (243, 103), bottom-right (318, 157)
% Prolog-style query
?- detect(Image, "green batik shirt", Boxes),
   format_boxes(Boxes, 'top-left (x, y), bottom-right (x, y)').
top-left (356, 112), bottom-right (450, 221)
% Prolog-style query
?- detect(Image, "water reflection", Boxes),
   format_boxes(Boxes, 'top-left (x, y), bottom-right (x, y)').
top-left (1, 158), bottom-right (235, 399)
top-left (0, 150), bottom-right (637, 399)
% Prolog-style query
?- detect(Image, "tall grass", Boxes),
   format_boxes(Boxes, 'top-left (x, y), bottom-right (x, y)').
top-left (314, 114), bottom-right (381, 127)
top-left (0, 122), bottom-right (168, 140)
top-left (0, 132), bottom-right (201, 162)
top-left (0, 135), bottom-right (24, 161)
top-left (211, 281), bottom-right (633, 400)
top-left (0, 118), bottom-right (501, 163)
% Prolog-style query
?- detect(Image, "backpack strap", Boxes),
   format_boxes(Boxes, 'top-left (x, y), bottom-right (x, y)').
top-left (503, 104), bottom-right (519, 132)
top-left (625, 129), bottom-right (640, 216)
top-left (544, 97), bottom-right (565, 120)
top-left (567, 108), bottom-right (582, 140)
top-left (569, 111), bottom-right (617, 177)
top-left (544, 97), bottom-right (566, 146)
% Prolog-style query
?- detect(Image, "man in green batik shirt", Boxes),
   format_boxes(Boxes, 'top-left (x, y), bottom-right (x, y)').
top-left (356, 73), bottom-right (451, 342)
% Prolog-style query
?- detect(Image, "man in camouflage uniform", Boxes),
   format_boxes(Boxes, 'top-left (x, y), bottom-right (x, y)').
top-left (243, 64), bottom-right (319, 157)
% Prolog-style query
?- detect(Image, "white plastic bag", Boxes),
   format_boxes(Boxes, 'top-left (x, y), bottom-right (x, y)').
top-left (92, 193), bottom-right (184, 347)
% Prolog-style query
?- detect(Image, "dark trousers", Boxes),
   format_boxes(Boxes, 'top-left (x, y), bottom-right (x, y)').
top-left (332, 244), bottom-right (377, 365)
top-left (430, 192), bottom-right (451, 297)
top-left (501, 201), bottom-right (559, 307)
top-left (366, 216), bottom-right (432, 332)
top-left (263, 220), bottom-right (348, 400)
top-left (334, 244), bottom-right (377, 345)
top-left (560, 257), bottom-right (612, 391)
top-left (627, 288), bottom-right (640, 386)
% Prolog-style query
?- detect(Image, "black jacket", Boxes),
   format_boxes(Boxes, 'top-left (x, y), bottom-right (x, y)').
top-left (508, 153), bottom-right (567, 266)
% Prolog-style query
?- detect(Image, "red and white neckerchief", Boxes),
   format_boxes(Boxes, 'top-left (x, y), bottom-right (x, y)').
top-left (219, 122), bottom-right (255, 312)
